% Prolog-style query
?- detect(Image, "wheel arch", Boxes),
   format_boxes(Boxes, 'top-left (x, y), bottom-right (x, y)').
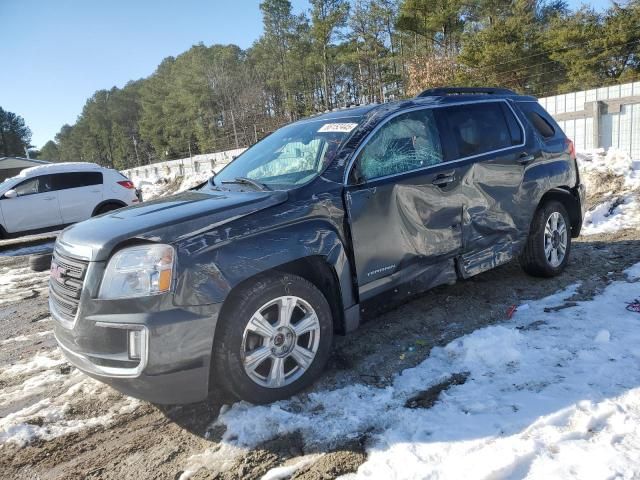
top-left (537, 187), bottom-right (582, 238)
top-left (216, 254), bottom-right (353, 340)
top-left (92, 199), bottom-right (127, 216)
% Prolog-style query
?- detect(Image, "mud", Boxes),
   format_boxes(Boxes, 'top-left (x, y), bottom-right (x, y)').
top-left (1, 228), bottom-right (640, 479)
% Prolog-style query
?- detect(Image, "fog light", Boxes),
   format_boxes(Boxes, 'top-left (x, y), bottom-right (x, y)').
top-left (128, 330), bottom-right (142, 360)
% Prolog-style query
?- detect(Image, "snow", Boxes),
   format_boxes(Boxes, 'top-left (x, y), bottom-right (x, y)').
top-left (182, 265), bottom-right (640, 479)
top-left (261, 454), bottom-right (325, 480)
top-left (582, 194), bottom-right (640, 235)
top-left (578, 148), bottom-right (640, 235)
top-left (135, 163), bottom-right (227, 201)
top-left (0, 349), bottom-right (140, 447)
top-left (0, 331), bottom-right (51, 346)
top-left (624, 263), bottom-right (640, 281)
top-left (0, 265), bottom-right (49, 306)
top-left (16, 162), bottom-right (103, 179)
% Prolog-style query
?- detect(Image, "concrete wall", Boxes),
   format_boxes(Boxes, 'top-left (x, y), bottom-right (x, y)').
top-left (121, 148), bottom-right (247, 182)
top-left (540, 82), bottom-right (640, 158)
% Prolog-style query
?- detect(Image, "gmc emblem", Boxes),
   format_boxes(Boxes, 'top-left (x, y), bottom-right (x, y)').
top-left (50, 262), bottom-right (66, 283)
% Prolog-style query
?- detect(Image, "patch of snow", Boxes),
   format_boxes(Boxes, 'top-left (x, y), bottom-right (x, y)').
top-left (594, 329), bottom-right (610, 343)
top-left (261, 454), bottom-right (325, 480)
top-left (16, 162), bottom-right (103, 179)
top-left (0, 349), bottom-right (140, 447)
top-left (577, 148), bottom-right (639, 189)
top-left (183, 263), bottom-right (640, 479)
top-left (582, 194), bottom-right (640, 235)
top-left (624, 263), bottom-right (640, 281)
top-left (0, 350), bottom-right (65, 377)
top-left (0, 265), bottom-right (49, 306)
top-left (0, 330), bottom-right (51, 346)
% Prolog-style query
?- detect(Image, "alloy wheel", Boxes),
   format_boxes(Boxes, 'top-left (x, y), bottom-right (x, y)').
top-left (544, 211), bottom-right (568, 267)
top-left (241, 295), bottom-right (321, 388)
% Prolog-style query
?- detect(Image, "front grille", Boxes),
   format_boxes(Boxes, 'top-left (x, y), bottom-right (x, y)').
top-left (49, 251), bottom-right (89, 324)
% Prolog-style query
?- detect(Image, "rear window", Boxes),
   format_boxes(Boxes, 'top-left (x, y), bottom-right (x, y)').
top-left (441, 102), bottom-right (522, 159)
top-left (517, 102), bottom-right (557, 139)
top-left (52, 172), bottom-right (103, 190)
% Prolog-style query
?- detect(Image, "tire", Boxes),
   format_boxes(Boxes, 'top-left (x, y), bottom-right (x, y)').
top-left (212, 272), bottom-right (333, 404)
top-left (29, 253), bottom-right (53, 272)
top-left (520, 200), bottom-right (572, 277)
top-left (94, 203), bottom-right (123, 216)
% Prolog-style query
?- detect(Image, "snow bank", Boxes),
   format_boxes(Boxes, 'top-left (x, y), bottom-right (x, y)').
top-left (582, 193), bottom-right (640, 235)
top-left (579, 148), bottom-right (640, 235)
top-left (183, 265), bottom-right (640, 479)
top-left (135, 164), bottom-right (226, 201)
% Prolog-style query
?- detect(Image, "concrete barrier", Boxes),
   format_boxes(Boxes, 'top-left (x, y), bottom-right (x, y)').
top-left (121, 147), bottom-right (247, 182)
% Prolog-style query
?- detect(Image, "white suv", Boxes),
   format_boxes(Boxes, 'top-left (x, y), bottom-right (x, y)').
top-left (0, 162), bottom-right (140, 238)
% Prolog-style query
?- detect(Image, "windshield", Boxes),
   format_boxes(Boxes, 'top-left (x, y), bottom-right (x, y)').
top-left (212, 118), bottom-right (360, 190)
top-left (0, 177), bottom-right (17, 192)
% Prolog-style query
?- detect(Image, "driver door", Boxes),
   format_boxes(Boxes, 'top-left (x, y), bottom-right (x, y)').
top-left (2, 175), bottom-right (63, 233)
top-left (344, 108), bottom-right (466, 300)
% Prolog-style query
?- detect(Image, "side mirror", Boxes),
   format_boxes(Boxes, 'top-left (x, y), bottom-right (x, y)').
top-left (3, 189), bottom-right (17, 199)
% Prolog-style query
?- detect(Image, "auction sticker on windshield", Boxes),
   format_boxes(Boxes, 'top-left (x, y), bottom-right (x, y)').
top-left (318, 123), bottom-right (358, 133)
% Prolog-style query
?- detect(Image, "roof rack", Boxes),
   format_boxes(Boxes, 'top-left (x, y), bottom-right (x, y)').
top-left (416, 87), bottom-right (517, 98)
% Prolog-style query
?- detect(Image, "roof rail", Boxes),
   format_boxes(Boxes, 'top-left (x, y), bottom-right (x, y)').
top-left (416, 87), bottom-right (517, 98)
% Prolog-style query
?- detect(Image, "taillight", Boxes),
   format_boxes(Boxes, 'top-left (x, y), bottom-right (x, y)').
top-left (117, 180), bottom-right (135, 189)
top-left (566, 138), bottom-right (576, 161)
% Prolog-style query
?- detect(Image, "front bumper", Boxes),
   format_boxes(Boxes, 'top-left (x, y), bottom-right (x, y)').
top-left (52, 296), bottom-right (222, 405)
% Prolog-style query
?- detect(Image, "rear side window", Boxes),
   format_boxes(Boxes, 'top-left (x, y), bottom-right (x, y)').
top-left (517, 102), bottom-right (556, 139)
top-left (441, 102), bottom-right (521, 159)
top-left (52, 172), bottom-right (103, 190)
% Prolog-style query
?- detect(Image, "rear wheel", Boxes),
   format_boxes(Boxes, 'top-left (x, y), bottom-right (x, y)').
top-left (212, 272), bottom-right (333, 404)
top-left (520, 200), bottom-right (571, 277)
top-left (94, 203), bottom-right (123, 216)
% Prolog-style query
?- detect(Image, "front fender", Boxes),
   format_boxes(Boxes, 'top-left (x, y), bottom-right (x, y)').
top-left (172, 193), bottom-right (356, 312)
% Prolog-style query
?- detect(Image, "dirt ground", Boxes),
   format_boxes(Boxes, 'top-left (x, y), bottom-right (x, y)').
top-left (1, 226), bottom-right (639, 480)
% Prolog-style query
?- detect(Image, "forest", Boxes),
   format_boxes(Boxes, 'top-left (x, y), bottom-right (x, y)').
top-left (29, 0), bottom-right (640, 168)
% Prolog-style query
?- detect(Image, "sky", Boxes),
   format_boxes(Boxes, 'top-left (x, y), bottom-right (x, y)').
top-left (2, 0), bottom-right (612, 149)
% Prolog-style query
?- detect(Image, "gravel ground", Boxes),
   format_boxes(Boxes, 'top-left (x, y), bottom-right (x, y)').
top-left (1, 226), bottom-right (639, 480)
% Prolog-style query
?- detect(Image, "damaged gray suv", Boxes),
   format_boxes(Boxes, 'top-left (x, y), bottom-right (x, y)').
top-left (50, 87), bottom-right (585, 404)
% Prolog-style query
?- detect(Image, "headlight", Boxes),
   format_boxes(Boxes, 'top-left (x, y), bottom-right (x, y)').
top-left (99, 244), bottom-right (175, 299)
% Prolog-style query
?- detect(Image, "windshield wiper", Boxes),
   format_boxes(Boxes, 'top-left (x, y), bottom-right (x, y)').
top-left (221, 177), bottom-right (271, 191)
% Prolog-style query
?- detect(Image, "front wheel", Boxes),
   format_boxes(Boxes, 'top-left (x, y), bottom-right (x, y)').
top-left (212, 272), bottom-right (333, 404)
top-left (520, 200), bottom-right (572, 277)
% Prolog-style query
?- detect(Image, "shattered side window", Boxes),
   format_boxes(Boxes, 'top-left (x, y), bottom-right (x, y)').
top-left (357, 109), bottom-right (443, 181)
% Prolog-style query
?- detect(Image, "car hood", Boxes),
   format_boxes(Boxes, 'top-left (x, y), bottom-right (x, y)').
top-left (56, 189), bottom-right (288, 261)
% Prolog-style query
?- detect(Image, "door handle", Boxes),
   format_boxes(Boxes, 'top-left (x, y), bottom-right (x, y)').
top-left (518, 152), bottom-right (535, 165)
top-left (43, 196), bottom-right (55, 200)
top-left (432, 172), bottom-right (455, 187)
